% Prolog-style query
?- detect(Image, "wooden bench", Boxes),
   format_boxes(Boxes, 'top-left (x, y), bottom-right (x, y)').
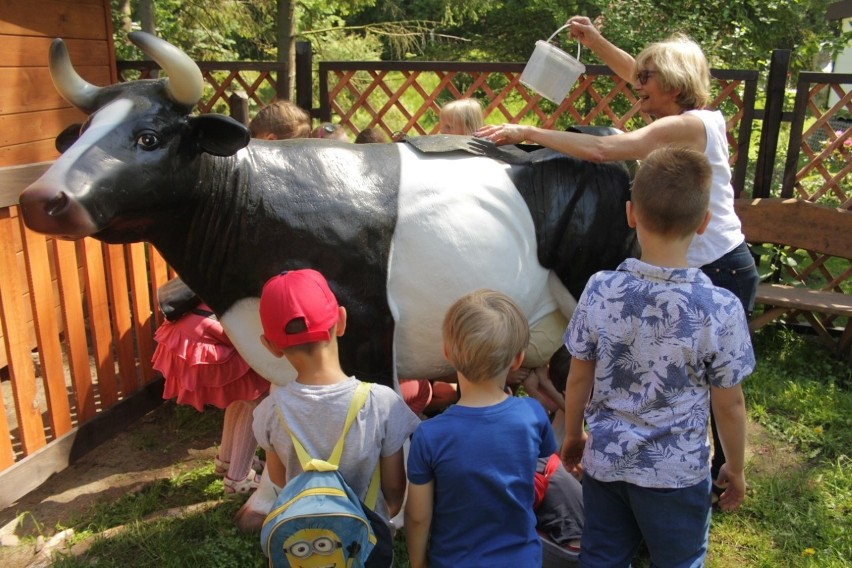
top-left (734, 198), bottom-right (852, 359)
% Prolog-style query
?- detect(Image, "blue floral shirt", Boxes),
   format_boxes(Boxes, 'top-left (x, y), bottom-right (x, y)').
top-left (564, 258), bottom-right (755, 488)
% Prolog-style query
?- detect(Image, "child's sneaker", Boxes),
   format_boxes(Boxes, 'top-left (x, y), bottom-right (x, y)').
top-left (214, 455), bottom-right (229, 477)
top-left (224, 470), bottom-right (261, 497)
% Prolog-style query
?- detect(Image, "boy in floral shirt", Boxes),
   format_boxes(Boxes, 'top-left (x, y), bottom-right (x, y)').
top-left (560, 147), bottom-right (755, 567)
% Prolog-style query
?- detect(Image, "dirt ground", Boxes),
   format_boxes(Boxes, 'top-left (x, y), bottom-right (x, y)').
top-left (0, 401), bottom-right (801, 568)
top-left (0, 402), bottom-right (223, 568)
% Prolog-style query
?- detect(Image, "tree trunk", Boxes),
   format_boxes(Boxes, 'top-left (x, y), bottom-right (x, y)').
top-left (118, 0), bottom-right (132, 33)
top-left (139, 0), bottom-right (155, 35)
top-left (277, 0), bottom-right (296, 100)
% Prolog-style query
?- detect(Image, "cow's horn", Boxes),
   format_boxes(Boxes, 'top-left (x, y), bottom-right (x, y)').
top-left (128, 31), bottom-right (203, 107)
top-left (49, 39), bottom-right (103, 113)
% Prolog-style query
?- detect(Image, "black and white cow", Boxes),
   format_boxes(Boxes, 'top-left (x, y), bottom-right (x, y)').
top-left (19, 32), bottom-right (637, 390)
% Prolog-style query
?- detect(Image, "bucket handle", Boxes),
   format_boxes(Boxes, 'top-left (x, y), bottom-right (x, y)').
top-left (546, 24), bottom-right (582, 62)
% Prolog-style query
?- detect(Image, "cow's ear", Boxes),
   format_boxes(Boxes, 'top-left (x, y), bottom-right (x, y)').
top-left (189, 114), bottom-right (250, 157)
top-left (55, 123), bottom-right (83, 154)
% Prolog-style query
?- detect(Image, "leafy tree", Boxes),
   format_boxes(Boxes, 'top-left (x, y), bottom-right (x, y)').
top-left (111, 0), bottom-right (270, 60)
top-left (542, 0), bottom-right (849, 73)
top-left (113, 0), bottom-right (849, 78)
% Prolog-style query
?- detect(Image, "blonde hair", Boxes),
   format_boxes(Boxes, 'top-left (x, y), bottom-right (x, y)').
top-left (635, 34), bottom-right (711, 110)
top-left (439, 99), bottom-right (485, 135)
top-left (249, 100), bottom-right (311, 140)
top-left (442, 289), bottom-right (529, 382)
top-left (631, 147), bottom-right (711, 237)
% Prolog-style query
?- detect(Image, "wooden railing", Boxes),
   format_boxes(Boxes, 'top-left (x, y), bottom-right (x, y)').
top-left (0, 165), bottom-right (174, 507)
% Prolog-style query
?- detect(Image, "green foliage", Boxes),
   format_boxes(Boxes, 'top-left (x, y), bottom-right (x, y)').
top-left (582, 0), bottom-right (850, 74)
top-left (112, 0), bottom-right (272, 60)
top-left (113, 0), bottom-right (848, 83)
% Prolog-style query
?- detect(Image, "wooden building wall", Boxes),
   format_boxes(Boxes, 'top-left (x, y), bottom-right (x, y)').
top-left (0, 0), bottom-right (117, 369)
top-left (0, 0), bottom-right (116, 167)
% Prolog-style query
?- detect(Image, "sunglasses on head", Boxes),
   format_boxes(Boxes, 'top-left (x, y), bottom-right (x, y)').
top-left (636, 69), bottom-right (656, 85)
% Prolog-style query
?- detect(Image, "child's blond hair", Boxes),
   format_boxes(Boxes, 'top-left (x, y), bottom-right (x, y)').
top-left (631, 147), bottom-right (711, 237)
top-left (442, 289), bottom-right (529, 382)
top-left (439, 99), bottom-right (485, 135)
top-left (249, 100), bottom-right (311, 140)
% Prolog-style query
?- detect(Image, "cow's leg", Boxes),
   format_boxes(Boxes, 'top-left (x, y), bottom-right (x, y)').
top-left (525, 309), bottom-right (569, 368)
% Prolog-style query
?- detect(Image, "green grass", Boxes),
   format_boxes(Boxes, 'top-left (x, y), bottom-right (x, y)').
top-left (37, 327), bottom-right (852, 567)
top-left (706, 327), bottom-right (852, 568)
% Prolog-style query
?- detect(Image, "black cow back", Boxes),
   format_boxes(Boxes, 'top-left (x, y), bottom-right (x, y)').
top-left (507, 149), bottom-right (639, 299)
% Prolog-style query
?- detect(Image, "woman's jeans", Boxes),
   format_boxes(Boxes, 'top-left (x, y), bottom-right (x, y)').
top-left (700, 241), bottom-right (759, 479)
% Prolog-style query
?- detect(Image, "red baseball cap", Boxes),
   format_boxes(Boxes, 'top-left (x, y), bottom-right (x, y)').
top-left (259, 269), bottom-right (340, 349)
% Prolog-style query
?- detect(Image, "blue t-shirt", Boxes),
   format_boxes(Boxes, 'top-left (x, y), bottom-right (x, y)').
top-left (407, 396), bottom-right (556, 568)
top-left (564, 259), bottom-right (755, 488)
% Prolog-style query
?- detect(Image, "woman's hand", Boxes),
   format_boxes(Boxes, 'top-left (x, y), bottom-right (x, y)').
top-left (566, 16), bottom-right (604, 48)
top-left (475, 123), bottom-right (527, 146)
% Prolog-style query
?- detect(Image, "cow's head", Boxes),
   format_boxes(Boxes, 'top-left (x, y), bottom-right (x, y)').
top-left (19, 32), bottom-right (250, 243)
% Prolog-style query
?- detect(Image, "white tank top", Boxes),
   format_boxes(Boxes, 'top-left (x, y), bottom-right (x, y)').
top-left (683, 109), bottom-right (745, 267)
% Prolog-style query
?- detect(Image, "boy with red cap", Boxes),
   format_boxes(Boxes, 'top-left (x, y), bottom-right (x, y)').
top-left (242, 269), bottom-right (420, 537)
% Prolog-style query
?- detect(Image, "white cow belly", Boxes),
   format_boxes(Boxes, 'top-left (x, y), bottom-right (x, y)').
top-left (388, 145), bottom-right (571, 379)
top-left (219, 299), bottom-right (298, 386)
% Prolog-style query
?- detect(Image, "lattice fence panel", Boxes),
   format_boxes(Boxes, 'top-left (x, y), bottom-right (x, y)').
top-left (117, 62), bottom-right (283, 117)
top-left (320, 63), bottom-right (756, 184)
top-left (786, 80), bottom-right (852, 209)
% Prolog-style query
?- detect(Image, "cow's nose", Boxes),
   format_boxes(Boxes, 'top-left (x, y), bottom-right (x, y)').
top-left (45, 191), bottom-right (72, 217)
top-left (19, 184), bottom-right (98, 238)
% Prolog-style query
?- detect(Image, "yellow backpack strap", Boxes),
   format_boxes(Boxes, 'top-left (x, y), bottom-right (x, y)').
top-left (335, 382), bottom-right (382, 512)
top-left (274, 381), bottom-right (373, 473)
top-left (363, 461), bottom-right (381, 511)
top-left (328, 381), bottom-right (372, 466)
top-left (274, 407), bottom-right (325, 471)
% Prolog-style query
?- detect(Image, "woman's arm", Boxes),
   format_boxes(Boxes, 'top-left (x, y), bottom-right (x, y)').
top-left (477, 114), bottom-right (706, 162)
top-left (566, 16), bottom-right (636, 83)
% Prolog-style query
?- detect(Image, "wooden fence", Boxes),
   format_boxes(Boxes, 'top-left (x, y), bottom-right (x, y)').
top-left (1, 48), bottom-right (850, 505)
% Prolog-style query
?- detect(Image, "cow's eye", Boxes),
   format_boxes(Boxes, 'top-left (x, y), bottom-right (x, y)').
top-left (136, 132), bottom-right (161, 150)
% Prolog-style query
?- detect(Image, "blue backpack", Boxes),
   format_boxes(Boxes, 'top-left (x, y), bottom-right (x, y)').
top-left (260, 382), bottom-right (391, 568)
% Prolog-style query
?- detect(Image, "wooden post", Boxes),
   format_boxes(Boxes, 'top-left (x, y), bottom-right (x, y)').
top-left (228, 91), bottom-right (250, 126)
top-left (752, 49), bottom-right (791, 198)
top-left (295, 40), bottom-right (313, 117)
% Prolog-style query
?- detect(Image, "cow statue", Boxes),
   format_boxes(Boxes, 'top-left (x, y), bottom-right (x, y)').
top-left (19, 32), bottom-right (637, 392)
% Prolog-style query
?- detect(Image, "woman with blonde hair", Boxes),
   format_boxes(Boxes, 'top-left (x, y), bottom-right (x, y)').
top-left (478, 16), bottom-right (758, 504)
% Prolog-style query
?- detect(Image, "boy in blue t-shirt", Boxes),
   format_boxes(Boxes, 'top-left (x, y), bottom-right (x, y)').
top-left (561, 147), bottom-right (755, 567)
top-left (406, 289), bottom-right (556, 568)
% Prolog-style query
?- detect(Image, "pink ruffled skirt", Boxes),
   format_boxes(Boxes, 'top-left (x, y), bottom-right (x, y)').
top-left (152, 304), bottom-right (269, 411)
